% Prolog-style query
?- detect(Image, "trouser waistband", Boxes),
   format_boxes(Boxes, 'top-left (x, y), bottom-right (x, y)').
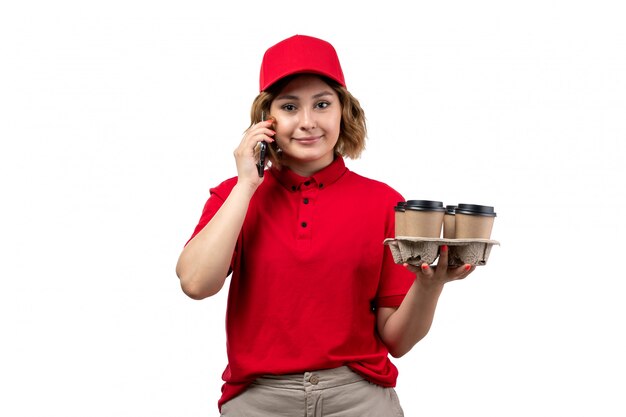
top-left (251, 366), bottom-right (363, 391)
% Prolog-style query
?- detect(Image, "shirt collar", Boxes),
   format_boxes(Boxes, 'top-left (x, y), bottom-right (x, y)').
top-left (270, 155), bottom-right (348, 192)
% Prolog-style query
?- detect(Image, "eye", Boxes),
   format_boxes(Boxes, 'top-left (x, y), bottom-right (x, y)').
top-left (281, 104), bottom-right (297, 112)
top-left (316, 101), bottom-right (330, 109)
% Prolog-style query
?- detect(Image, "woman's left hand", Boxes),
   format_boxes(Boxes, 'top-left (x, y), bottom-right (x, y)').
top-left (403, 245), bottom-right (475, 288)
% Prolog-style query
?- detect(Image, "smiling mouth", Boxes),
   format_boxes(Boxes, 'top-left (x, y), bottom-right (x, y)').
top-left (293, 136), bottom-right (322, 144)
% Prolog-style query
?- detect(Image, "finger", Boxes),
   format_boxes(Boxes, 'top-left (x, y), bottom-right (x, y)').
top-left (419, 262), bottom-right (434, 278)
top-left (402, 261), bottom-right (433, 276)
top-left (450, 264), bottom-right (474, 280)
top-left (243, 123), bottom-right (275, 142)
top-left (463, 264), bottom-right (476, 277)
top-left (248, 130), bottom-right (275, 146)
top-left (438, 244), bottom-right (449, 269)
top-left (253, 142), bottom-right (262, 159)
top-left (237, 132), bottom-right (274, 160)
top-left (256, 119), bottom-right (276, 136)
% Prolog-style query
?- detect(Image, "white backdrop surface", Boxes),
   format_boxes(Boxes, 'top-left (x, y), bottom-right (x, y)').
top-left (1, 1), bottom-right (624, 416)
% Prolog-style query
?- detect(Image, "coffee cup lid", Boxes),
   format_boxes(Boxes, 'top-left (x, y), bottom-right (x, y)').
top-left (445, 205), bottom-right (457, 215)
top-left (405, 200), bottom-right (445, 212)
top-left (455, 203), bottom-right (497, 217)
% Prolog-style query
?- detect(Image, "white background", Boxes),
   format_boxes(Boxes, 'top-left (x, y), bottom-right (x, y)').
top-left (1, 1), bottom-right (624, 416)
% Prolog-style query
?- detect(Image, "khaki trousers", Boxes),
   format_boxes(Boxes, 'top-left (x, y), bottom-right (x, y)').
top-left (220, 366), bottom-right (404, 417)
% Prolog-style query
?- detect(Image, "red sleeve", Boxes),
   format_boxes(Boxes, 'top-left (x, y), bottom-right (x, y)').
top-left (374, 189), bottom-right (415, 308)
top-left (184, 177), bottom-right (239, 271)
top-left (375, 250), bottom-right (415, 308)
top-left (185, 177), bottom-right (238, 245)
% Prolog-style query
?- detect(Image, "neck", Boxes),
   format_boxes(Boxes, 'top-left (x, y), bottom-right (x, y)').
top-left (283, 155), bottom-right (335, 177)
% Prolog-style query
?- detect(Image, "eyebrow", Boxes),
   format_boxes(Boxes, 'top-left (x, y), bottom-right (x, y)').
top-left (274, 91), bottom-right (335, 101)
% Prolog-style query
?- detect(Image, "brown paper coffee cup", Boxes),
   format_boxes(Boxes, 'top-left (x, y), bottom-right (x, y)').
top-left (443, 205), bottom-right (456, 239)
top-left (394, 202), bottom-right (407, 236)
top-left (454, 203), bottom-right (496, 239)
top-left (404, 200), bottom-right (444, 238)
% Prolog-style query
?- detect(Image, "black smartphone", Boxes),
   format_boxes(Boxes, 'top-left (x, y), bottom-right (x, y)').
top-left (257, 112), bottom-right (268, 177)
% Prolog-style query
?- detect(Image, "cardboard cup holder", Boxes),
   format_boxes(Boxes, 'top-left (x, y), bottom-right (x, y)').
top-left (384, 237), bottom-right (500, 267)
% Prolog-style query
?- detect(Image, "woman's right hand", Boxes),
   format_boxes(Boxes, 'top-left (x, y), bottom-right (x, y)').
top-left (233, 119), bottom-right (275, 188)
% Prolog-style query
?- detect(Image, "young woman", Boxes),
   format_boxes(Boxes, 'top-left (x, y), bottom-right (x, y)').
top-left (176, 34), bottom-right (475, 416)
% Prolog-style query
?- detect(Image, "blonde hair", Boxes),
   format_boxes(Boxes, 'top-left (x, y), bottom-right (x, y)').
top-left (249, 75), bottom-right (367, 168)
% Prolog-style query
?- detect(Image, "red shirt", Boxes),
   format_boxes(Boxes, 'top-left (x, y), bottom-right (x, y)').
top-left (187, 157), bottom-right (415, 411)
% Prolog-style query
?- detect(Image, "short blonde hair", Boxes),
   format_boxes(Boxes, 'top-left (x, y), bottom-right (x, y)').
top-left (249, 75), bottom-right (367, 168)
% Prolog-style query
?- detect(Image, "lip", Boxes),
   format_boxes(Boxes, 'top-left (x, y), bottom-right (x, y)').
top-left (292, 136), bottom-right (322, 144)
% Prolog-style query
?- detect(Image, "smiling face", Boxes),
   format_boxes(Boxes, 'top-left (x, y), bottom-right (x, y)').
top-left (269, 74), bottom-right (342, 176)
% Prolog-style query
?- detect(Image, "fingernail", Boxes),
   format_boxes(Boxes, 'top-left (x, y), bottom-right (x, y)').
top-left (464, 264), bottom-right (471, 271)
top-left (441, 245), bottom-right (448, 252)
top-left (421, 264), bottom-right (429, 271)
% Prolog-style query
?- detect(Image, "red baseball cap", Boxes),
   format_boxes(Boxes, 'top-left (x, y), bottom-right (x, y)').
top-left (259, 34), bottom-right (346, 92)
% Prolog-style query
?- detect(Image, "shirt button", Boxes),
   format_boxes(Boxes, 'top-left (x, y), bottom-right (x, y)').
top-left (301, 222), bottom-right (307, 228)
top-left (291, 185), bottom-right (297, 191)
top-left (319, 183), bottom-right (324, 188)
top-left (303, 198), bottom-right (309, 204)
top-left (309, 375), bottom-right (319, 385)
top-left (304, 181), bottom-right (311, 186)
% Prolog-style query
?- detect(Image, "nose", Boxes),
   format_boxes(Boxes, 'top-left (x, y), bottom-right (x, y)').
top-left (299, 108), bottom-right (316, 130)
